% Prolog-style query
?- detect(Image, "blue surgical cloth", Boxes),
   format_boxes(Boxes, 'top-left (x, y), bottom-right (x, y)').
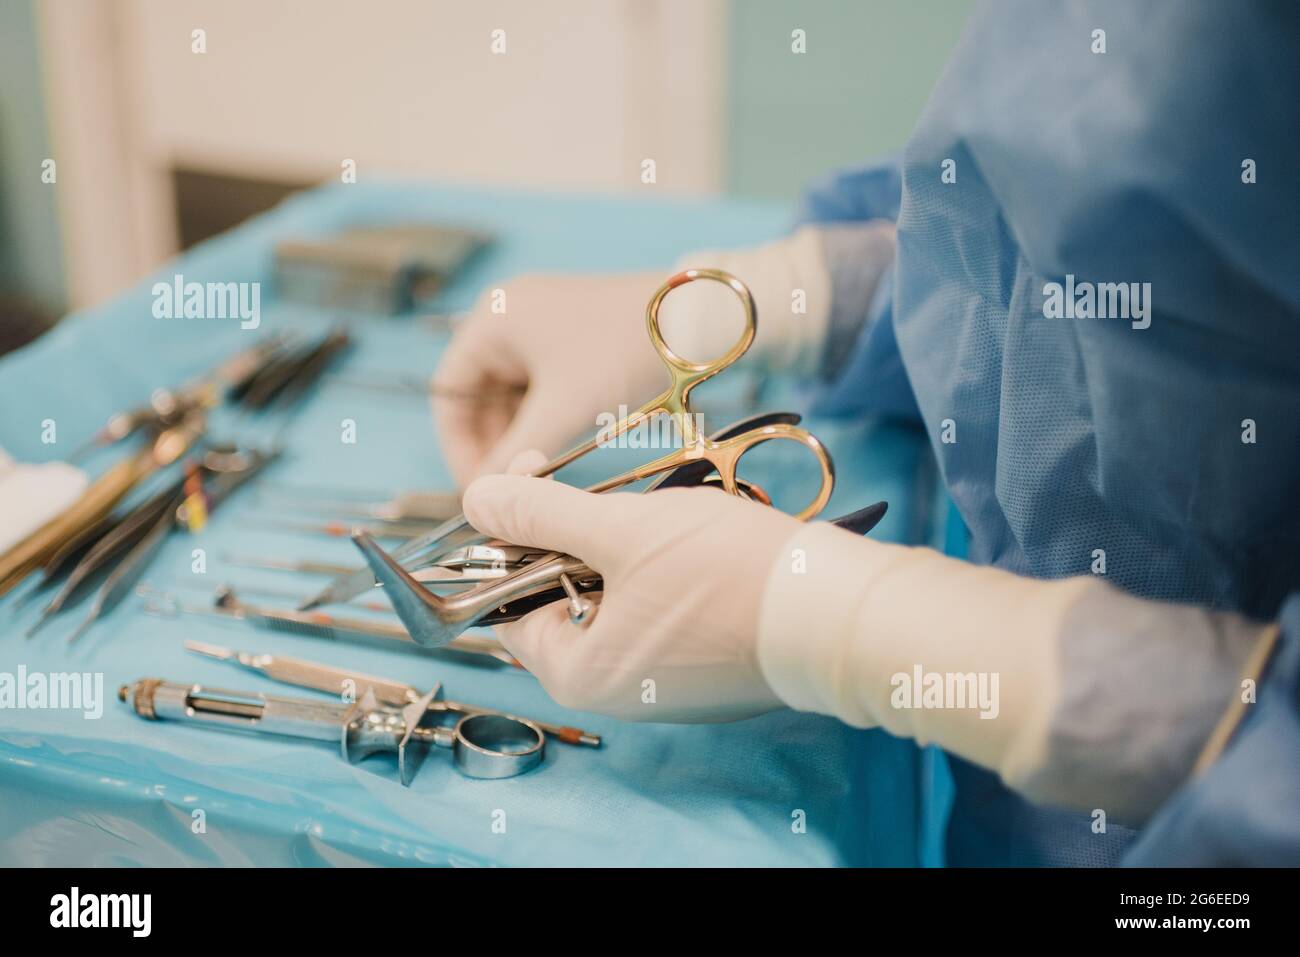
top-left (799, 0), bottom-right (1300, 864)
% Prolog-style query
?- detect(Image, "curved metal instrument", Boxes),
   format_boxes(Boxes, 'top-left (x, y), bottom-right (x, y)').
top-left (352, 498), bottom-right (889, 648)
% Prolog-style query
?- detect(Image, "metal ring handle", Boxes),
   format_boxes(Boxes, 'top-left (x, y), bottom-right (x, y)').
top-left (452, 713), bottom-right (545, 778)
top-left (644, 268), bottom-right (757, 377)
top-left (713, 424), bottom-right (837, 522)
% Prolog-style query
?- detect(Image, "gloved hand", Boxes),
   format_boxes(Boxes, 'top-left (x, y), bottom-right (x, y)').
top-left (461, 462), bottom-right (804, 722)
top-left (433, 272), bottom-right (670, 486)
top-left (432, 225), bottom-right (876, 487)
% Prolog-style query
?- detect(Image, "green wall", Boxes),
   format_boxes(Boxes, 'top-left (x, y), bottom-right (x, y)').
top-left (725, 0), bottom-right (973, 200)
top-left (0, 0), bottom-right (65, 313)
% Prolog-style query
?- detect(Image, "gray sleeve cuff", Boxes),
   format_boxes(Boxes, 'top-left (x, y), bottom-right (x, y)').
top-left (1013, 593), bottom-right (1267, 824)
top-left (815, 221), bottom-right (896, 380)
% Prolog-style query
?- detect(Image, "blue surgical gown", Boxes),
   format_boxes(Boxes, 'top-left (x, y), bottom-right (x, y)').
top-left (798, 0), bottom-right (1300, 864)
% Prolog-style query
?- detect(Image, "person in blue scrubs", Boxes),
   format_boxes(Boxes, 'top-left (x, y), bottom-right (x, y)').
top-left (434, 0), bottom-right (1300, 865)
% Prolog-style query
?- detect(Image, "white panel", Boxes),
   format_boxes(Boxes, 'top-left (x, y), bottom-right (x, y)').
top-left (39, 0), bottom-right (728, 307)
top-left (125, 0), bottom-right (726, 194)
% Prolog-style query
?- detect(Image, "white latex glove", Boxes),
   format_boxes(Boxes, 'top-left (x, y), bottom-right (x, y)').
top-left (760, 522), bottom-right (1274, 821)
top-left (667, 221), bottom-right (897, 377)
top-left (461, 465), bottom-right (803, 721)
top-left (470, 453), bottom-right (1273, 821)
top-left (433, 272), bottom-right (671, 486)
top-left (665, 225), bottom-right (833, 377)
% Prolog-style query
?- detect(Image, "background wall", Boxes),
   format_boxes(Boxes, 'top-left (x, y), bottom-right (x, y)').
top-left (0, 0), bottom-right (972, 322)
top-left (726, 0), bottom-right (973, 198)
top-left (0, 0), bottom-right (65, 317)
top-left (122, 0), bottom-right (728, 194)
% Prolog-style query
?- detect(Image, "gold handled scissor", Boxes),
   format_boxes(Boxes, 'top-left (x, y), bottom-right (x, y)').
top-left (539, 268), bottom-right (835, 517)
top-left (301, 268), bottom-right (836, 615)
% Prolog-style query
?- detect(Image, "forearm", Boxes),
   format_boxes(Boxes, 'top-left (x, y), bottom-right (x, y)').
top-left (665, 221), bottom-right (895, 377)
top-left (757, 522), bottom-right (1271, 823)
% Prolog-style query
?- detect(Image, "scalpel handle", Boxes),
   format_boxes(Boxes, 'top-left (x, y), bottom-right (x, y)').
top-left (256, 654), bottom-right (420, 708)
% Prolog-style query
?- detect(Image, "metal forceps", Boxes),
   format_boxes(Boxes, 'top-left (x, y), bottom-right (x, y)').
top-left (301, 268), bottom-right (836, 611)
top-left (138, 584), bottom-right (522, 668)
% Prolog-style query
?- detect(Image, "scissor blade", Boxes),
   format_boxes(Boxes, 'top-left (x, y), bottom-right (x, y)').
top-left (647, 411), bottom-right (801, 491)
top-left (827, 501), bottom-right (888, 537)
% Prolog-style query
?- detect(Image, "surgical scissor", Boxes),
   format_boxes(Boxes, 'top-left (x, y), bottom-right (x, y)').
top-left (255, 484), bottom-right (462, 523)
top-left (300, 274), bottom-right (837, 615)
top-left (518, 269), bottom-right (836, 511)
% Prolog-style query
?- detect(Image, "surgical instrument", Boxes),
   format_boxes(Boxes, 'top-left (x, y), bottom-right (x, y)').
top-left (300, 407), bottom-right (810, 610)
top-left (329, 470), bottom-right (775, 602)
top-left (274, 224), bottom-right (492, 315)
top-left (119, 678), bottom-right (545, 783)
top-left (459, 502), bottom-right (888, 619)
top-left (352, 499), bottom-right (889, 647)
top-left (222, 553), bottom-right (356, 577)
top-left (325, 371), bottom-right (526, 403)
top-left (10, 476), bottom-right (178, 617)
top-left (140, 585), bottom-right (522, 668)
top-left (147, 578), bottom-right (394, 613)
top-left (67, 388), bottom-right (188, 464)
top-left (327, 370), bottom-right (759, 426)
top-left (180, 443), bottom-right (284, 524)
top-left (0, 412), bottom-right (205, 597)
top-left (256, 486), bottom-right (461, 523)
top-left (420, 268), bottom-right (835, 511)
top-left (229, 329), bottom-right (352, 410)
top-left (63, 486), bottom-right (186, 645)
top-left (434, 543), bottom-right (552, 567)
top-left (26, 443), bottom-right (280, 642)
top-left (218, 544), bottom-right (545, 586)
top-left (184, 640), bottom-right (601, 747)
top-left (25, 476), bottom-right (189, 637)
top-left (354, 535), bottom-right (588, 646)
top-left (237, 516), bottom-right (445, 541)
top-left (65, 336), bottom-right (283, 463)
top-left (319, 266), bottom-right (841, 614)
top-left (218, 546), bottom-right (550, 592)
